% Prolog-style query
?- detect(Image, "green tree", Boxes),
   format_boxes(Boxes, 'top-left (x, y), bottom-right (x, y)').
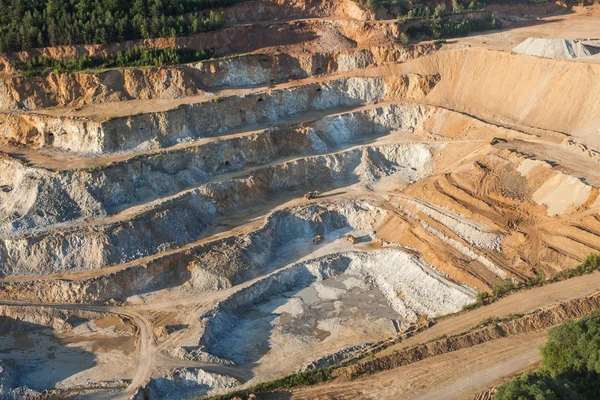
top-left (452, 0), bottom-right (464, 13)
top-left (496, 312), bottom-right (600, 400)
top-left (495, 372), bottom-right (580, 400)
top-left (541, 312), bottom-right (600, 376)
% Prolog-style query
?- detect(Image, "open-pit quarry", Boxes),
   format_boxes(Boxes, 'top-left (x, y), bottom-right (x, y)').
top-left (1, 0), bottom-right (600, 399)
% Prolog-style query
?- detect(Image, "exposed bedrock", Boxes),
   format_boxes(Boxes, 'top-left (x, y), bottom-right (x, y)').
top-left (0, 45), bottom-right (435, 111)
top-left (134, 367), bottom-right (239, 400)
top-left (0, 142), bottom-right (433, 277)
top-left (0, 73), bottom-right (439, 154)
top-left (0, 199), bottom-right (390, 303)
top-left (0, 103), bottom-right (431, 234)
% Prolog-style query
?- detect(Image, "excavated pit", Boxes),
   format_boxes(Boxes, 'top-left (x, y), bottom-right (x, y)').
top-left (2, 2), bottom-right (600, 398)
top-left (198, 249), bottom-right (474, 371)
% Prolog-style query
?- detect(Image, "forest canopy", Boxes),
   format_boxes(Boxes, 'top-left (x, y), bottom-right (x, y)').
top-left (0, 0), bottom-right (243, 52)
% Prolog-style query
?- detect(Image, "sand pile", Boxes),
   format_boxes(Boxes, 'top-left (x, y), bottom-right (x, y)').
top-left (512, 38), bottom-right (599, 59)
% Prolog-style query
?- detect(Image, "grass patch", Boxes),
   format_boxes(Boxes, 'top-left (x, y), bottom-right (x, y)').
top-left (206, 367), bottom-right (334, 400)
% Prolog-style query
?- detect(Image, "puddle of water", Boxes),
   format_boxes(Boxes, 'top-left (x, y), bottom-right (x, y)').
top-left (294, 286), bottom-right (320, 305)
top-left (244, 309), bottom-right (272, 320)
top-left (278, 312), bottom-right (293, 325)
top-left (344, 286), bottom-right (399, 320)
top-left (14, 332), bottom-right (34, 351)
top-left (63, 335), bottom-right (136, 354)
top-left (313, 302), bottom-right (335, 312)
top-left (93, 315), bottom-right (131, 331)
top-left (320, 277), bottom-right (346, 290)
top-left (314, 328), bottom-right (331, 342)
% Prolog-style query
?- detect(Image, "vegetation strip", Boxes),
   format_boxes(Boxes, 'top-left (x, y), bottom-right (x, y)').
top-left (405, 13), bottom-right (502, 40)
top-left (11, 46), bottom-right (216, 76)
top-left (463, 253), bottom-right (600, 313)
top-left (353, 0), bottom-right (551, 9)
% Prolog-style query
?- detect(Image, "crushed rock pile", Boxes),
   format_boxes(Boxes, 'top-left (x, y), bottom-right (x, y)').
top-left (512, 38), bottom-right (599, 59)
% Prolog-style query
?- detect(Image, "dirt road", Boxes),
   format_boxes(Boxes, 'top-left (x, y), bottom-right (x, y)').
top-left (290, 331), bottom-right (546, 399)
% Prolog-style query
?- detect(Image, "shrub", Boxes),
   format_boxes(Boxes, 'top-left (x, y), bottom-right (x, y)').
top-left (492, 277), bottom-right (516, 298)
top-left (399, 33), bottom-right (410, 45)
top-left (434, 4), bottom-right (447, 17)
top-left (541, 311), bottom-right (600, 376)
top-left (208, 367), bottom-right (334, 399)
top-left (406, 14), bottom-right (502, 40)
top-left (495, 371), bottom-right (580, 400)
top-left (452, 0), bottom-right (465, 13)
top-left (476, 290), bottom-right (492, 304)
top-left (529, 267), bottom-right (546, 287)
top-left (477, 316), bottom-right (501, 327)
top-left (553, 253), bottom-right (600, 281)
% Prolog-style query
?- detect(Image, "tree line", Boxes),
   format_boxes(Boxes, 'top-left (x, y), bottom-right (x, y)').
top-left (12, 46), bottom-right (216, 76)
top-left (354, 0), bottom-right (549, 10)
top-left (0, 0), bottom-right (243, 53)
top-left (406, 13), bottom-right (501, 40)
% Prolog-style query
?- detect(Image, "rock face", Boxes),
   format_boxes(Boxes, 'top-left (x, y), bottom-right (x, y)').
top-left (137, 368), bottom-right (239, 399)
top-left (199, 249), bottom-right (474, 363)
top-left (0, 46), bottom-right (436, 112)
top-left (0, 103), bottom-right (432, 235)
top-left (0, 364), bottom-right (39, 400)
top-left (0, 74), bottom-right (438, 154)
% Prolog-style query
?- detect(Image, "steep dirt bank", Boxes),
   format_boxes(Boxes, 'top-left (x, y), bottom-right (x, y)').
top-left (400, 48), bottom-right (600, 142)
top-left (292, 331), bottom-right (546, 399)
